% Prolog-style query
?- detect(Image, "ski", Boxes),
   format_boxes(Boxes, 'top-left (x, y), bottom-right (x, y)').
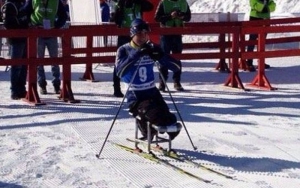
top-left (126, 138), bottom-right (234, 179)
top-left (110, 141), bottom-right (212, 183)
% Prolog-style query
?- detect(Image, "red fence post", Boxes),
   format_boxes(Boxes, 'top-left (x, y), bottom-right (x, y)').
top-left (216, 33), bottom-right (230, 72)
top-left (248, 31), bottom-right (275, 90)
top-left (239, 32), bottom-right (247, 70)
top-left (216, 13), bottom-right (231, 73)
top-left (60, 33), bottom-right (80, 103)
top-left (24, 35), bottom-right (45, 105)
top-left (80, 35), bottom-right (96, 81)
top-left (224, 27), bottom-right (245, 90)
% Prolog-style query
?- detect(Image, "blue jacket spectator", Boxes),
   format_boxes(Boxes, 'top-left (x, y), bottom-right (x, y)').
top-left (100, 0), bottom-right (110, 22)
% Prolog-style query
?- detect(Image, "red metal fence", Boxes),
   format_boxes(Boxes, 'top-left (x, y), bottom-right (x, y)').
top-left (1, 17), bottom-right (300, 105)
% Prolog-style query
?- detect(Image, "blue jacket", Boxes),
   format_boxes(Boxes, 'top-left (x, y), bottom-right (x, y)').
top-left (115, 40), bottom-right (180, 103)
top-left (100, 2), bottom-right (110, 22)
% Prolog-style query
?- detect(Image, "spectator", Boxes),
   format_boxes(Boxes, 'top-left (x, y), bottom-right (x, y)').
top-left (246, 0), bottom-right (276, 72)
top-left (111, 0), bottom-right (153, 97)
top-left (22, 0), bottom-right (68, 94)
top-left (2, 0), bottom-right (29, 100)
top-left (100, 0), bottom-right (110, 46)
top-left (154, 0), bottom-right (191, 91)
top-left (100, 0), bottom-right (110, 22)
top-left (108, 0), bottom-right (116, 22)
top-left (0, 0), bottom-right (5, 56)
top-left (115, 18), bottom-right (181, 140)
top-left (62, 0), bottom-right (70, 21)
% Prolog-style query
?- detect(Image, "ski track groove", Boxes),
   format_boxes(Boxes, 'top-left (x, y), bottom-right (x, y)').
top-left (66, 118), bottom-right (222, 187)
top-left (47, 108), bottom-right (276, 188)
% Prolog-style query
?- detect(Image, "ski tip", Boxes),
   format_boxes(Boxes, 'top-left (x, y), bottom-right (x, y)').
top-left (95, 154), bottom-right (100, 159)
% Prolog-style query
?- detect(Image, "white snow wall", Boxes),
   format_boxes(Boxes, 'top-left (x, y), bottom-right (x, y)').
top-left (68, 0), bottom-right (110, 54)
top-left (69, 0), bottom-right (101, 24)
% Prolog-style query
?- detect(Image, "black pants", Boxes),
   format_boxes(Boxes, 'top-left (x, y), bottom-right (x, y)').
top-left (10, 41), bottom-right (27, 96)
top-left (159, 35), bottom-right (182, 83)
top-left (159, 63), bottom-right (182, 84)
top-left (129, 90), bottom-right (177, 137)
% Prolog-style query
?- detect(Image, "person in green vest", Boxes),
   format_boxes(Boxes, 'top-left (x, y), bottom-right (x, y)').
top-left (21, 0), bottom-right (68, 94)
top-left (154, 0), bottom-right (191, 92)
top-left (246, 0), bottom-right (276, 72)
top-left (111, 0), bottom-right (153, 97)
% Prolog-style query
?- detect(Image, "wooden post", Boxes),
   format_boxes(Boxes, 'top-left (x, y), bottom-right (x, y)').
top-left (216, 12), bottom-right (230, 73)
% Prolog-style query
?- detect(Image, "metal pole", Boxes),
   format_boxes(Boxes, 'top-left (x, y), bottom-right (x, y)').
top-left (155, 61), bottom-right (197, 150)
top-left (96, 60), bottom-right (142, 159)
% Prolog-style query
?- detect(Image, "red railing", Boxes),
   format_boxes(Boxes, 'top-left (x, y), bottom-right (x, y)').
top-left (1, 17), bottom-right (300, 105)
top-left (240, 17), bottom-right (300, 90)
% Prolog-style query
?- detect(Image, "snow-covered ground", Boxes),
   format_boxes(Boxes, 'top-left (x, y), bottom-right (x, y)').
top-left (1, 0), bottom-right (300, 187)
top-left (1, 55), bottom-right (300, 188)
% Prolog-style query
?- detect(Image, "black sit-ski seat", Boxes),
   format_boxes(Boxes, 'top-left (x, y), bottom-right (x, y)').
top-left (134, 118), bottom-right (182, 153)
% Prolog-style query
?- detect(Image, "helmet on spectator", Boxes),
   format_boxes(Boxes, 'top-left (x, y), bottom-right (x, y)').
top-left (130, 18), bottom-right (150, 37)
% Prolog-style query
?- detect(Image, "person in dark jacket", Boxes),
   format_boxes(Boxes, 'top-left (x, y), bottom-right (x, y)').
top-left (115, 18), bottom-right (181, 140)
top-left (246, 0), bottom-right (276, 71)
top-left (21, 0), bottom-right (68, 94)
top-left (154, 0), bottom-right (191, 92)
top-left (2, 0), bottom-right (29, 99)
top-left (100, 0), bottom-right (110, 46)
top-left (111, 0), bottom-right (153, 97)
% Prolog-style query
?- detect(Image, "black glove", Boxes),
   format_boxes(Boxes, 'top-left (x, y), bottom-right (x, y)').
top-left (140, 41), bottom-right (153, 55)
top-left (149, 47), bottom-right (164, 61)
top-left (140, 41), bottom-right (164, 61)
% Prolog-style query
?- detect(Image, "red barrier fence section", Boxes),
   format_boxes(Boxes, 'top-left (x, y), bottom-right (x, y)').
top-left (1, 17), bottom-right (300, 105)
top-left (240, 17), bottom-right (300, 90)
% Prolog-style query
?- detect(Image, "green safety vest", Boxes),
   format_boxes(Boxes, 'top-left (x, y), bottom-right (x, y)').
top-left (249, 0), bottom-right (276, 19)
top-left (121, 5), bottom-right (142, 28)
top-left (31, 0), bottom-right (59, 27)
top-left (162, 0), bottom-right (187, 27)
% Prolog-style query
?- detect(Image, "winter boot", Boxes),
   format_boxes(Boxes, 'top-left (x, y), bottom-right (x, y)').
top-left (113, 88), bottom-right (124, 98)
top-left (54, 85), bottom-right (61, 94)
top-left (39, 86), bottom-right (47, 95)
top-left (174, 82), bottom-right (184, 91)
top-left (246, 60), bottom-right (256, 72)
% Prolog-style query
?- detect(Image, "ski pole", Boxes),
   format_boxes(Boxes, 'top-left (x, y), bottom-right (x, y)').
top-left (155, 61), bottom-right (197, 150)
top-left (96, 60), bottom-right (142, 159)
